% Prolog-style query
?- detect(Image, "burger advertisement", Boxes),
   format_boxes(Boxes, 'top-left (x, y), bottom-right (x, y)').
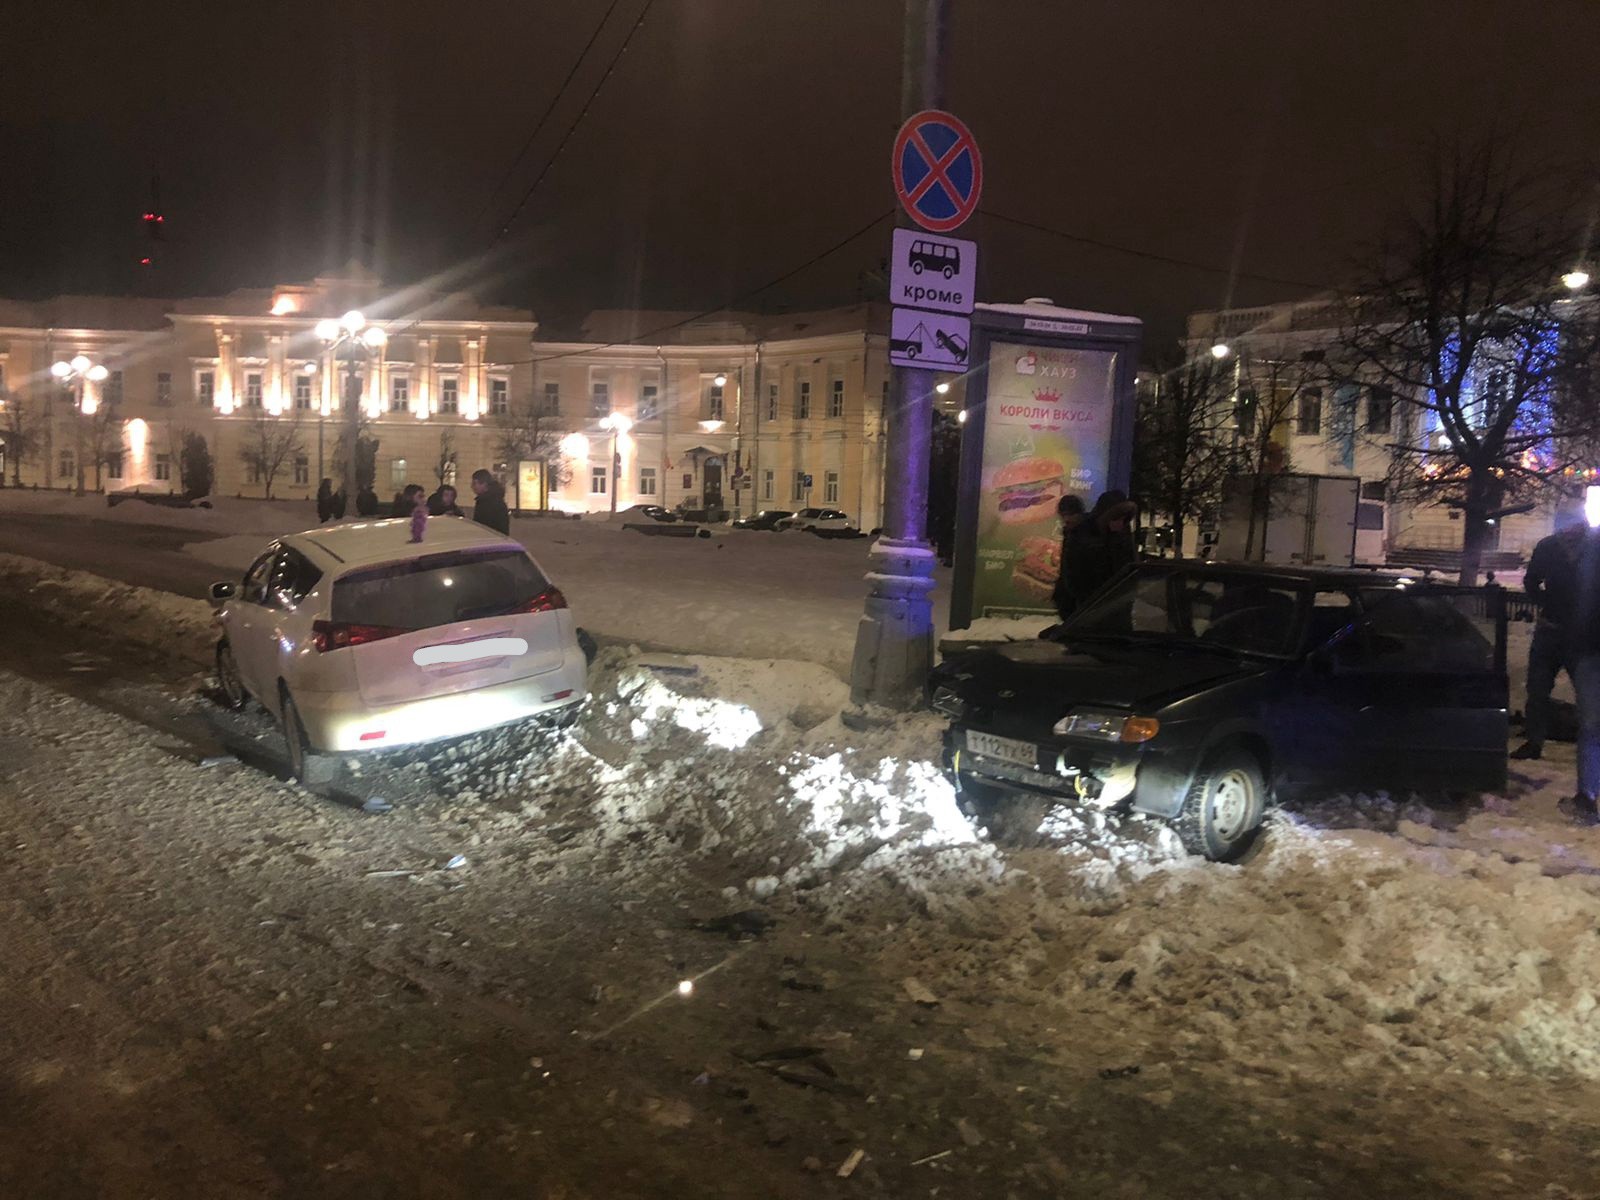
top-left (973, 341), bottom-right (1119, 615)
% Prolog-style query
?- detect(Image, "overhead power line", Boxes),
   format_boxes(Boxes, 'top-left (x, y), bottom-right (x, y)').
top-left (471, 0), bottom-right (627, 238)
top-left (505, 209), bottom-right (895, 368)
top-left (492, 0), bottom-right (659, 245)
top-left (979, 208), bottom-right (1334, 292)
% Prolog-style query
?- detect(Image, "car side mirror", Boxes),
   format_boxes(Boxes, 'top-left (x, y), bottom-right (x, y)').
top-left (209, 581), bottom-right (236, 604)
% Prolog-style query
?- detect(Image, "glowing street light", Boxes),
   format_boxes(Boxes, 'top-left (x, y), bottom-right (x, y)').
top-left (599, 412), bottom-right (633, 515)
top-left (314, 311), bottom-right (388, 501)
top-left (713, 373), bottom-right (728, 388)
top-left (935, 381), bottom-right (951, 395)
top-left (1210, 342), bottom-right (1232, 360)
top-left (51, 353), bottom-right (108, 496)
top-left (340, 309), bottom-right (366, 333)
top-left (1563, 269), bottom-right (1591, 291)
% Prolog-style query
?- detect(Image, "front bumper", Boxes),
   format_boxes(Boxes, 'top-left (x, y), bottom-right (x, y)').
top-left (942, 725), bottom-right (1197, 817)
top-left (294, 658), bottom-right (588, 753)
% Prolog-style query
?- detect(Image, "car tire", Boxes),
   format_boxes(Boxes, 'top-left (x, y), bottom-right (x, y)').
top-left (215, 637), bottom-right (247, 711)
top-left (957, 777), bottom-right (1051, 847)
top-left (1173, 748), bottom-right (1266, 861)
top-left (279, 687), bottom-right (338, 786)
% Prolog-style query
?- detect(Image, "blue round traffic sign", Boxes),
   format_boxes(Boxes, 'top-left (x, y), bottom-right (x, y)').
top-left (892, 109), bottom-right (983, 233)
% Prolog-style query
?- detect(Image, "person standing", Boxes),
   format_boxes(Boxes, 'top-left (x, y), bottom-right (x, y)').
top-left (1060, 490), bottom-right (1137, 614)
top-left (390, 483), bottom-right (424, 517)
top-left (315, 478), bottom-right (333, 524)
top-left (1561, 516), bottom-right (1600, 826)
top-left (1512, 506), bottom-right (1586, 760)
top-left (470, 469), bottom-right (510, 535)
top-left (1050, 494), bottom-right (1087, 621)
top-left (427, 484), bottom-right (464, 516)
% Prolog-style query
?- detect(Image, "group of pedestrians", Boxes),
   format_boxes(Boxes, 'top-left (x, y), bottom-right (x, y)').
top-left (314, 469), bottom-right (510, 535)
top-left (1050, 489), bottom-right (1138, 622)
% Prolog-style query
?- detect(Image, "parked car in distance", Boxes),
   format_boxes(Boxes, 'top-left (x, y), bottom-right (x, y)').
top-left (210, 517), bottom-right (588, 783)
top-left (930, 562), bottom-right (1508, 860)
top-left (619, 504), bottom-right (678, 523)
top-left (731, 509), bottom-right (794, 531)
top-left (777, 508), bottom-right (856, 533)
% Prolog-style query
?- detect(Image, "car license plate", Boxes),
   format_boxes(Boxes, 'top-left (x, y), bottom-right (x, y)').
top-left (966, 731), bottom-right (1038, 768)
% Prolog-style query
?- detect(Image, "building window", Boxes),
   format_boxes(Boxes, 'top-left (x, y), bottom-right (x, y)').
top-left (541, 381), bottom-right (560, 416)
top-left (766, 383), bottom-right (779, 422)
top-left (1297, 388), bottom-right (1322, 436)
top-left (154, 453), bottom-right (171, 482)
top-left (590, 465), bottom-right (608, 495)
top-left (245, 372), bottom-right (263, 408)
top-left (390, 375), bottom-right (410, 412)
top-left (798, 381), bottom-right (811, 419)
top-left (639, 466), bottom-right (657, 496)
top-left (1236, 386), bottom-right (1257, 440)
top-left (762, 469), bottom-right (774, 501)
top-left (1361, 480), bottom-right (1388, 501)
top-left (793, 471), bottom-right (807, 501)
top-left (106, 370), bottom-right (124, 407)
top-left (824, 470), bottom-right (839, 503)
top-left (294, 455), bottom-right (309, 486)
top-left (683, 473), bottom-right (693, 490)
top-left (106, 453), bottom-right (123, 480)
top-left (440, 378), bottom-right (459, 414)
top-left (490, 378), bottom-right (509, 416)
top-left (197, 370), bottom-right (215, 407)
top-left (828, 379), bottom-right (844, 418)
top-left (391, 458), bottom-right (408, 489)
top-left (58, 450), bottom-right (75, 479)
top-left (295, 375), bottom-right (313, 410)
top-left (639, 383), bottom-right (659, 421)
top-left (590, 378), bottom-right (610, 417)
top-left (707, 382), bottom-right (724, 420)
top-left (156, 371), bottom-right (172, 407)
top-left (246, 460), bottom-right (262, 484)
top-left (1366, 387), bottom-right (1393, 435)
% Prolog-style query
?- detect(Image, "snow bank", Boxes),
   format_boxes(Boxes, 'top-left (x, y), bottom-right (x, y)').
top-left (0, 489), bottom-right (318, 535)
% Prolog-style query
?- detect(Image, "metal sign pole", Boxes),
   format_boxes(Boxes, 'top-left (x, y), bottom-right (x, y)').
top-left (848, 0), bottom-right (949, 710)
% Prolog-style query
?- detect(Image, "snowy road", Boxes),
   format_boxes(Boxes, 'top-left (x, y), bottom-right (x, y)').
top-left (4, 558), bottom-right (1600, 1196)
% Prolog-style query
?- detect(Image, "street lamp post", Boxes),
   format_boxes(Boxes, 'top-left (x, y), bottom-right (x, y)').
top-left (600, 412), bottom-right (632, 514)
top-left (314, 311), bottom-right (387, 508)
top-left (50, 354), bottom-right (109, 498)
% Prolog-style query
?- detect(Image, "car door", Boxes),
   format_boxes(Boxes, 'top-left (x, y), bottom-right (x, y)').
top-left (1333, 587), bottom-right (1508, 792)
top-left (228, 547), bottom-right (280, 699)
top-left (258, 548), bottom-right (324, 700)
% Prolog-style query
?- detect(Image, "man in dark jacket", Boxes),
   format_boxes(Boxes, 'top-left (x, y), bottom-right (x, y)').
top-left (1561, 516), bottom-right (1600, 825)
top-left (1514, 506), bottom-right (1586, 759)
top-left (1051, 494), bottom-right (1087, 621)
top-left (470, 469), bottom-right (511, 535)
top-left (427, 485), bottom-right (464, 516)
top-left (1060, 490), bottom-right (1137, 613)
top-left (315, 478), bottom-right (334, 523)
top-left (390, 484), bottom-right (424, 517)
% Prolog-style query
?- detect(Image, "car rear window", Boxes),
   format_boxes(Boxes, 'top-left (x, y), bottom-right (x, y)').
top-left (333, 549), bottom-right (549, 630)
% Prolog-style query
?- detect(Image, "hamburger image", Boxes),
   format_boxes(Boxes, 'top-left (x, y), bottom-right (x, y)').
top-left (1011, 536), bottom-right (1061, 601)
top-left (993, 456), bottom-right (1065, 525)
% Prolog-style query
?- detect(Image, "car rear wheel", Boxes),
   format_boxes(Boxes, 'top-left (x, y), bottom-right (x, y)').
top-left (957, 777), bottom-right (1052, 847)
top-left (215, 638), bottom-right (247, 711)
top-left (1173, 749), bottom-right (1266, 861)
top-left (279, 688), bottom-right (338, 786)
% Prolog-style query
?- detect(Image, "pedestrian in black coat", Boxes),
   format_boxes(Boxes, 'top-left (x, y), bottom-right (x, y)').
top-left (1060, 490), bottom-right (1137, 613)
top-left (315, 478), bottom-right (334, 524)
top-left (470, 469), bottom-right (510, 535)
top-left (427, 485), bottom-right (464, 517)
top-left (330, 488), bottom-right (347, 520)
top-left (390, 484), bottom-right (424, 517)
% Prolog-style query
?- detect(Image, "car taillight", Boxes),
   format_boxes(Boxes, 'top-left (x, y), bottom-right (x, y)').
top-left (517, 586), bottom-right (567, 614)
top-left (311, 620), bottom-right (408, 652)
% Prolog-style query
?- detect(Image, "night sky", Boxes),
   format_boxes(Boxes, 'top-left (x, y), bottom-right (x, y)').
top-left (4, 0), bottom-right (1598, 346)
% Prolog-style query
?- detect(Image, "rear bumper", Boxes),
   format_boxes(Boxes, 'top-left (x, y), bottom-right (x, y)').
top-left (294, 657), bottom-right (588, 753)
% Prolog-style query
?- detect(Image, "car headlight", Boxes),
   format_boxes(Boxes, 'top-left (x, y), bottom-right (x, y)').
top-left (929, 685), bottom-right (967, 718)
top-left (1053, 709), bottom-right (1160, 744)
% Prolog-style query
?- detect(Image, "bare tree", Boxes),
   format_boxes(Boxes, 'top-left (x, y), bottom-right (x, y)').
top-left (85, 401), bottom-right (124, 494)
top-left (493, 399), bottom-right (572, 510)
top-left (1340, 138), bottom-right (1600, 583)
top-left (1230, 349), bottom-right (1319, 560)
top-left (433, 430), bottom-right (458, 487)
top-left (0, 391), bottom-right (43, 487)
top-left (1131, 352), bottom-right (1241, 554)
top-left (237, 413), bottom-right (307, 500)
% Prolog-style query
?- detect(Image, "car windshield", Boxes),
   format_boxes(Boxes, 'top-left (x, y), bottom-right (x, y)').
top-left (333, 549), bottom-right (550, 630)
top-left (1064, 567), bottom-right (1307, 658)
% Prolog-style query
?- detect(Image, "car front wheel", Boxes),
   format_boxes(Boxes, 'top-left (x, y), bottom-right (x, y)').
top-left (1173, 748), bottom-right (1266, 861)
top-left (216, 638), bottom-right (247, 711)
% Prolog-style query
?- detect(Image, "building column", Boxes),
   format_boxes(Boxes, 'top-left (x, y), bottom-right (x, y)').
top-left (464, 334), bottom-right (482, 421)
top-left (416, 337), bottom-right (434, 419)
top-left (216, 330), bottom-right (236, 413)
top-left (267, 334), bottom-right (285, 414)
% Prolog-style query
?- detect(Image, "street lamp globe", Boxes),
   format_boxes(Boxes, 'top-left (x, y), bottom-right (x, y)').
top-left (362, 325), bottom-right (387, 348)
top-left (70, 354), bottom-right (92, 374)
top-left (340, 310), bottom-right (365, 334)
top-left (604, 412), bottom-right (634, 435)
top-left (935, 381), bottom-right (951, 395)
top-left (1210, 342), bottom-right (1232, 360)
top-left (314, 318), bottom-right (340, 341)
top-left (302, 361), bottom-right (318, 374)
top-left (51, 361), bottom-right (72, 378)
top-left (713, 373), bottom-right (727, 388)
top-left (87, 364), bottom-right (110, 382)
top-left (1563, 269), bottom-right (1591, 291)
